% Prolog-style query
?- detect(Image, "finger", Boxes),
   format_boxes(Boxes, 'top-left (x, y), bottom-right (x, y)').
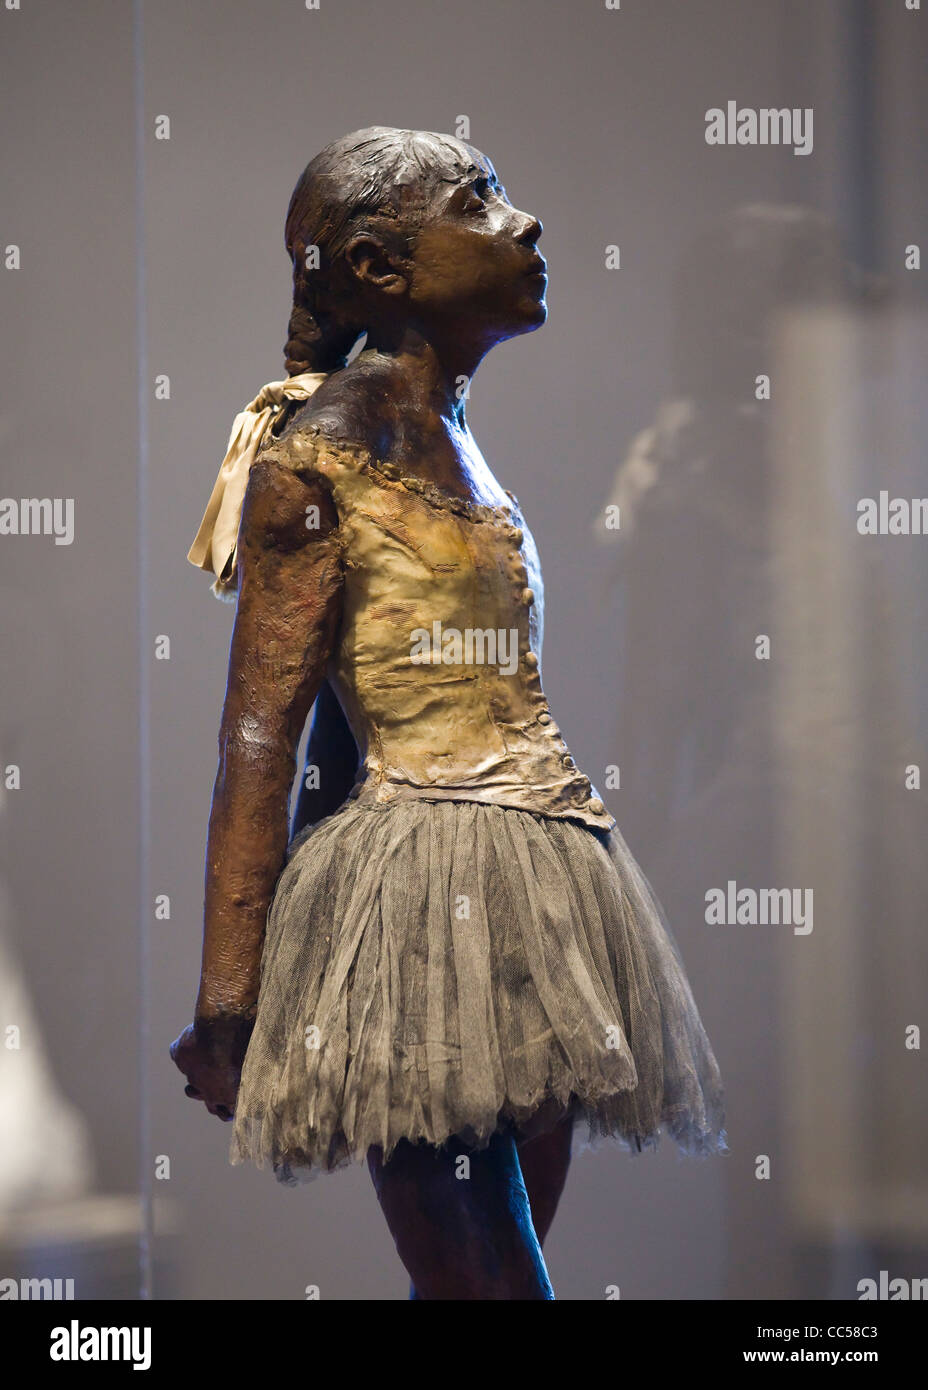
top-left (184, 1084), bottom-right (203, 1100)
top-left (215, 1104), bottom-right (233, 1122)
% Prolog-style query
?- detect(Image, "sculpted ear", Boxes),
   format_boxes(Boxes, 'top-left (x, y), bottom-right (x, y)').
top-left (343, 234), bottom-right (408, 296)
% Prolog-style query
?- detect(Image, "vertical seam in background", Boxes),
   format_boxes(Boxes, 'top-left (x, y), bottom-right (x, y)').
top-left (133, 0), bottom-right (153, 1302)
top-left (848, 0), bottom-right (879, 273)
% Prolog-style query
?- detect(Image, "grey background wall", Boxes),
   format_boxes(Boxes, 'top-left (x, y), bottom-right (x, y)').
top-left (0, 0), bottom-right (140, 1236)
top-left (1, 0), bottom-right (925, 1300)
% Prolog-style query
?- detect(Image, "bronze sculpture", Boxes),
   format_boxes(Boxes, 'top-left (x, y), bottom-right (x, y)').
top-left (171, 128), bottom-right (725, 1299)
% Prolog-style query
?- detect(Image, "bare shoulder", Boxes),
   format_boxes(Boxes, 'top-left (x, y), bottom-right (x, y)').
top-left (280, 353), bottom-right (399, 463)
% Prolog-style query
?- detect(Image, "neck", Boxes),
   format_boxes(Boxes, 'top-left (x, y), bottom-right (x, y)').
top-left (363, 324), bottom-right (494, 424)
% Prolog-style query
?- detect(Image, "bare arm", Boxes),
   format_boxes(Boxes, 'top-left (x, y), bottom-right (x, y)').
top-left (171, 453), bottom-right (343, 1117)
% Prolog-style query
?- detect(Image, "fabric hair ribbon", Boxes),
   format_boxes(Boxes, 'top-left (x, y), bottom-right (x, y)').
top-left (187, 371), bottom-right (328, 600)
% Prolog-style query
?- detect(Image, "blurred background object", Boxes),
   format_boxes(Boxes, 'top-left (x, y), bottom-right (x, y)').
top-left (772, 304), bottom-right (928, 1295)
top-left (0, 882), bottom-right (95, 1212)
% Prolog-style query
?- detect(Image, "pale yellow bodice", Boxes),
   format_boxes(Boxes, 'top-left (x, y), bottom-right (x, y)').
top-left (258, 426), bottom-right (615, 833)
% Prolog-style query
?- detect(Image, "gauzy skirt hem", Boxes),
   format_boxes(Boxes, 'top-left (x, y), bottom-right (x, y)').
top-left (230, 799), bottom-right (726, 1185)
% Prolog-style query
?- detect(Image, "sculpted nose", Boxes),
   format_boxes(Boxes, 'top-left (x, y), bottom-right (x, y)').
top-left (515, 212), bottom-right (543, 246)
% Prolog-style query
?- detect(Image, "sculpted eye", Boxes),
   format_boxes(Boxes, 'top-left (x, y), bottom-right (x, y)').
top-left (463, 180), bottom-right (488, 211)
top-left (459, 175), bottom-right (504, 213)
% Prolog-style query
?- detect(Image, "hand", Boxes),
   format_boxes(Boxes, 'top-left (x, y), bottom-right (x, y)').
top-left (169, 1015), bottom-right (255, 1122)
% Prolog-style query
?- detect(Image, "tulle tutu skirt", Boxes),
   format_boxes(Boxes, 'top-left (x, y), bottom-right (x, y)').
top-left (231, 799), bottom-right (726, 1183)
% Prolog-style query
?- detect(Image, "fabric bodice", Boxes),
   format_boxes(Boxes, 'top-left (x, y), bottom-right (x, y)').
top-left (257, 426), bottom-right (615, 832)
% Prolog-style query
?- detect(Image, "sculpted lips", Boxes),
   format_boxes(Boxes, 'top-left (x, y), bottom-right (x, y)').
top-left (523, 256), bottom-right (547, 296)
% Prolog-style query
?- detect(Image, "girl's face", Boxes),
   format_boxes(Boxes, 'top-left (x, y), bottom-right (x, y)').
top-left (405, 155), bottom-right (547, 347)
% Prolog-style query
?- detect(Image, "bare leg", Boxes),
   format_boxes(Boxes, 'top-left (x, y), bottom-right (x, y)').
top-left (516, 1111), bottom-right (573, 1248)
top-left (368, 1131), bottom-right (555, 1300)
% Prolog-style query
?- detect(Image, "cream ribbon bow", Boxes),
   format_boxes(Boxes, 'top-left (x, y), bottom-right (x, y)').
top-left (187, 371), bottom-right (328, 600)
